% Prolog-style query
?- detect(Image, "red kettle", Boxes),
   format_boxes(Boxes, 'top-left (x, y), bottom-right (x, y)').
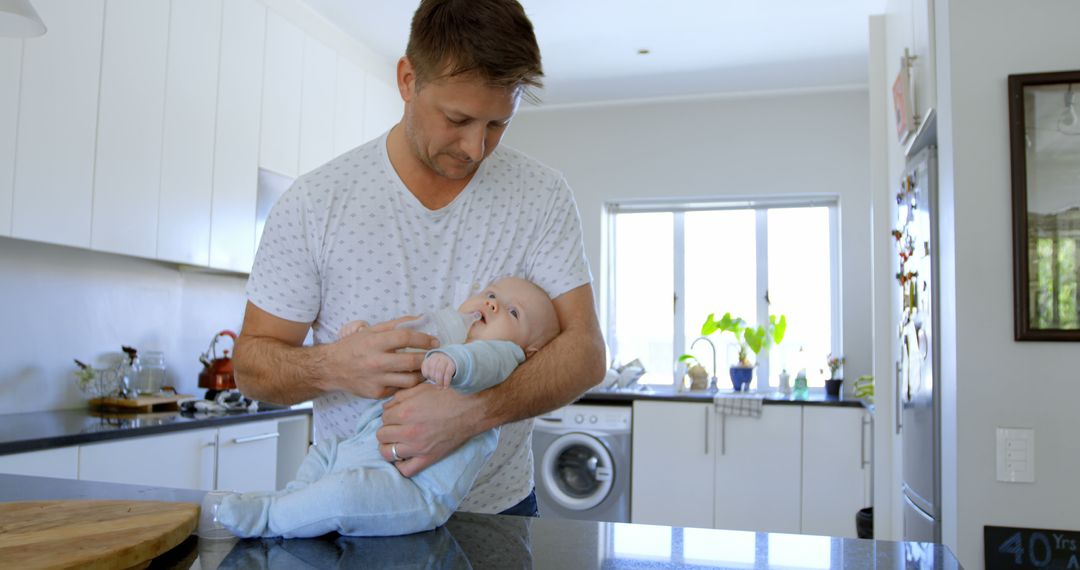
top-left (198, 330), bottom-right (238, 393)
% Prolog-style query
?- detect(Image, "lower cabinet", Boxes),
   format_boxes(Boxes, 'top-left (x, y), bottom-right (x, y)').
top-left (631, 400), bottom-right (870, 537)
top-left (0, 416), bottom-right (311, 492)
top-left (631, 401), bottom-right (714, 528)
top-left (714, 406), bottom-right (802, 534)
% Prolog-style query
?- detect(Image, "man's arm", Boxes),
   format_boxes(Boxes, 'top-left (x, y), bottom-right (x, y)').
top-left (377, 284), bottom-right (606, 476)
top-left (233, 301), bottom-right (440, 404)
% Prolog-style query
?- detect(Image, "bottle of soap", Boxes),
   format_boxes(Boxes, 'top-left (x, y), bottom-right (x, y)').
top-left (779, 369), bottom-right (791, 395)
top-left (792, 368), bottom-right (809, 400)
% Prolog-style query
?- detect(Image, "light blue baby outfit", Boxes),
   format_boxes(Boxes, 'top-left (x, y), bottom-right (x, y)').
top-left (216, 308), bottom-right (525, 538)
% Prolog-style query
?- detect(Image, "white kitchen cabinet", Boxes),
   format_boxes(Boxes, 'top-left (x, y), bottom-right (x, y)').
top-left (157, 0), bottom-right (222, 267)
top-left (79, 428), bottom-right (218, 490)
top-left (298, 36), bottom-right (337, 175)
top-left (11, 0), bottom-right (105, 248)
top-left (0, 38), bottom-right (20, 237)
top-left (259, 10), bottom-right (304, 179)
top-left (631, 401), bottom-right (715, 528)
top-left (0, 447), bottom-right (79, 479)
top-left (363, 73), bottom-right (402, 141)
top-left (713, 406), bottom-right (803, 534)
top-left (209, 0), bottom-right (265, 272)
top-left (91, 0), bottom-right (170, 258)
top-left (801, 406), bottom-right (870, 538)
top-left (216, 420), bottom-right (279, 492)
top-left (334, 57), bottom-right (367, 156)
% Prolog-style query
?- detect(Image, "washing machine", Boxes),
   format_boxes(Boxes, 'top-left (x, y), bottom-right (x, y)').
top-left (532, 403), bottom-right (631, 523)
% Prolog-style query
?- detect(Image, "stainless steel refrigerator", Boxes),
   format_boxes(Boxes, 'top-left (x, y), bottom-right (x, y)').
top-left (895, 112), bottom-right (941, 543)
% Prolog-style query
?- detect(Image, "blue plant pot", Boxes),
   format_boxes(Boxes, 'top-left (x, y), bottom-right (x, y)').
top-left (729, 366), bottom-right (753, 391)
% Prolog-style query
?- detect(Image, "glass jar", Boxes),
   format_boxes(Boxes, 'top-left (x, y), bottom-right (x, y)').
top-left (138, 351), bottom-right (166, 395)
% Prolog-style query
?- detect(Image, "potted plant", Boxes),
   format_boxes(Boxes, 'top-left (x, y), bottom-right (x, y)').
top-left (676, 354), bottom-right (710, 390)
top-left (824, 353), bottom-right (845, 396)
top-left (698, 312), bottom-right (787, 391)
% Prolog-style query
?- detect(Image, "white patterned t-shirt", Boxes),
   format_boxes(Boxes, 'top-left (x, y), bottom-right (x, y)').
top-left (246, 131), bottom-right (592, 513)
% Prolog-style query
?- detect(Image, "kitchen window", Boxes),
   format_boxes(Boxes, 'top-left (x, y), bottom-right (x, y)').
top-left (604, 197), bottom-right (840, 388)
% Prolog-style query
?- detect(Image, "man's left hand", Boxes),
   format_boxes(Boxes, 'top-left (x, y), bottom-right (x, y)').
top-left (376, 382), bottom-right (485, 477)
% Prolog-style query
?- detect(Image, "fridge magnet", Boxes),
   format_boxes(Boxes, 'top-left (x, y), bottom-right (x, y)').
top-left (892, 49), bottom-right (918, 143)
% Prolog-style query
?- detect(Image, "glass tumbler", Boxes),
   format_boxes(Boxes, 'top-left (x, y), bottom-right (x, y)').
top-left (138, 351), bottom-right (166, 395)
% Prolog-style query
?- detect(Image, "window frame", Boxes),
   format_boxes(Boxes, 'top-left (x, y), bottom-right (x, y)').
top-left (603, 195), bottom-right (842, 388)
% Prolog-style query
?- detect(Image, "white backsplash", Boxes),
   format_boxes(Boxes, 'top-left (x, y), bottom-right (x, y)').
top-left (0, 236), bottom-right (248, 414)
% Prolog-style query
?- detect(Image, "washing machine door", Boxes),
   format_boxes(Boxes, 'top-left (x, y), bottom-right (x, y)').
top-left (540, 432), bottom-right (614, 511)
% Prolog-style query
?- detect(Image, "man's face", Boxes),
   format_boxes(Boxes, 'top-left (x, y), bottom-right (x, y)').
top-left (400, 61), bottom-right (521, 180)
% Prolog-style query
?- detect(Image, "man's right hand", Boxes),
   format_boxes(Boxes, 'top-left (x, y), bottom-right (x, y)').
top-left (322, 316), bottom-right (440, 400)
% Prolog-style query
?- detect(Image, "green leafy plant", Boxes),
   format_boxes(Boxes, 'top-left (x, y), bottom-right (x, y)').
top-left (827, 353), bottom-right (845, 379)
top-left (699, 312), bottom-right (787, 367)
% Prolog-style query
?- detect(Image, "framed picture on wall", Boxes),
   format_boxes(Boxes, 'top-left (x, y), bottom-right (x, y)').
top-left (1008, 69), bottom-right (1080, 341)
top-left (893, 50), bottom-right (917, 143)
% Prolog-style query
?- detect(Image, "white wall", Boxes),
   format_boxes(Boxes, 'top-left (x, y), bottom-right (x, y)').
top-left (933, 0), bottom-right (1080, 567)
top-left (0, 236), bottom-right (247, 414)
top-left (506, 89), bottom-right (873, 385)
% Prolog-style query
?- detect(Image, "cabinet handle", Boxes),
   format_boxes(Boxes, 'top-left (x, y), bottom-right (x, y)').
top-left (704, 407), bottom-right (709, 455)
top-left (721, 412), bottom-right (727, 456)
top-left (895, 361), bottom-right (903, 435)
top-left (860, 415), bottom-right (870, 469)
top-left (232, 432), bottom-right (279, 444)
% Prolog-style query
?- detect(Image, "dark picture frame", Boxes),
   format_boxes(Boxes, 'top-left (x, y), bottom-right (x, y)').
top-left (1008, 70), bottom-right (1080, 340)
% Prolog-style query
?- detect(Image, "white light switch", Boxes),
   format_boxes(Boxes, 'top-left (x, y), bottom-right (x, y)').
top-left (996, 428), bottom-right (1035, 483)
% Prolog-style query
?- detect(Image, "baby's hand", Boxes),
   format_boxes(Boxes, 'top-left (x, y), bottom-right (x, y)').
top-left (338, 320), bottom-right (370, 338)
top-left (421, 352), bottom-right (456, 388)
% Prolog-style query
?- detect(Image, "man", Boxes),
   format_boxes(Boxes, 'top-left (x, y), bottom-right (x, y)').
top-left (233, 0), bottom-right (605, 517)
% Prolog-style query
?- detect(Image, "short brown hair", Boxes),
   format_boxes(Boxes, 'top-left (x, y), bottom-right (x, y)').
top-left (406, 0), bottom-right (543, 97)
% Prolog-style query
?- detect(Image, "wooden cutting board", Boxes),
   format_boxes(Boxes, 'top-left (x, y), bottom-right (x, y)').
top-left (0, 500), bottom-right (199, 570)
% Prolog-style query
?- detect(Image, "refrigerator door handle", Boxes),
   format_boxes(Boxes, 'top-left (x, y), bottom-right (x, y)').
top-left (895, 360), bottom-right (903, 434)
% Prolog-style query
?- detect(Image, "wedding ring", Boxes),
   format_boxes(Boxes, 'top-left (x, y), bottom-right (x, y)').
top-left (391, 443), bottom-right (402, 462)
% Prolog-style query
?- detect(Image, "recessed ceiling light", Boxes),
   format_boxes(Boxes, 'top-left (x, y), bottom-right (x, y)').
top-left (637, 48), bottom-right (650, 55)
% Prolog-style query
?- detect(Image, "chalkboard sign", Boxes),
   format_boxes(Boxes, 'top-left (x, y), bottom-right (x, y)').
top-left (985, 525), bottom-right (1080, 569)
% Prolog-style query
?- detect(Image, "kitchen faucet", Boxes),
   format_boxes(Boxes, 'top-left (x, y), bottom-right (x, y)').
top-left (690, 336), bottom-right (718, 391)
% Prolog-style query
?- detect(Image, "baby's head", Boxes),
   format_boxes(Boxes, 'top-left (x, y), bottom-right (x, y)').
top-left (459, 277), bottom-right (559, 358)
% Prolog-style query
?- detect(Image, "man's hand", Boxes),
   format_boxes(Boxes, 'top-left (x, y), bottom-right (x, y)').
top-left (323, 316), bottom-right (440, 400)
top-left (375, 382), bottom-right (485, 477)
top-left (421, 352), bottom-right (456, 388)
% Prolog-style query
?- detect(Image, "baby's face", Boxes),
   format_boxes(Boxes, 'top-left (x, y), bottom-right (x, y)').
top-left (459, 277), bottom-right (559, 355)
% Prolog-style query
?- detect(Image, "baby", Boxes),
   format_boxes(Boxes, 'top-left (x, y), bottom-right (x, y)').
top-left (212, 276), bottom-right (559, 538)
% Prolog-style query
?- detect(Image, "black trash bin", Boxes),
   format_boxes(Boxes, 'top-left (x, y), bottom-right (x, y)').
top-left (856, 507), bottom-right (873, 539)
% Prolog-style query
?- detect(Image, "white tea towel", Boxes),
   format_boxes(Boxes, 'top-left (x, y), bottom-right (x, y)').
top-left (713, 394), bottom-right (765, 418)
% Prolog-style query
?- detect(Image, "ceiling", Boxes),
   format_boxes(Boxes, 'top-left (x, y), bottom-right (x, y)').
top-left (301, 0), bottom-right (885, 108)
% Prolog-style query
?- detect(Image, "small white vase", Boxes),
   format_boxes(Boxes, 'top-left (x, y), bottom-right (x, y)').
top-left (779, 370), bottom-right (791, 395)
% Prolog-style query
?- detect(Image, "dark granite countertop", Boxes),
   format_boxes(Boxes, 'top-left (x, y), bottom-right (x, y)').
top-left (579, 385), bottom-right (870, 408)
top-left (0, 474), bottom-right (961, 569)
top-left (0, 406), bottom-right (311, 456)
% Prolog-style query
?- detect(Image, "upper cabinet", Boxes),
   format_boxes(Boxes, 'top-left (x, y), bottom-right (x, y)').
top-left (11, 0), bottom-right (105, 248)
top-left (260, 11), bottom-right (304, 179)
top-left (157, 0), bottom-right (222, 267)
top-left (298, 36), bottom-right (337, 175)
top-left (209, 0), bottom-right (266, 273)
top-left (91, 0), bottom-right (170, 258)
top-left (2, 0), bottom-right (397, 273)
top-left (334, 57), bottom-right (367, 157)
top-left (0, 38), bottom-right (20, 237)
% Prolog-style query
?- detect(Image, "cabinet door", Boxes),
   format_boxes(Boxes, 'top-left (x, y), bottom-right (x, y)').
top-left (334, 57), bottom-right (366, 156)
top-left (0, 38), bottom-right (19, 236)
top-left (157, 0), bottom-right (221, 266)
top-left (259, 10), bottom-right (303, 178)
top-left (631, 401), bottom-right (715, 528)
top-left (210, 0), bottom-right (265, 272)
top-left (362, 73), bottom-right (401, 141)
top-left (714, 405), bottom-right (802, 534)
top-left (298, 36), bottom-right (337, 174)
top-left (0, 447), bottom-right (79, 479)
top-left (91, 0), bottom-right (170, 258)
top-left (217, 420), bottom-right (279, 492)
top-left (11, 0), bottom-right (105, 248)
top-left (801, 406), bottom-right (868, 538)
top-left (79, 429), bottom-right (216, 490)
